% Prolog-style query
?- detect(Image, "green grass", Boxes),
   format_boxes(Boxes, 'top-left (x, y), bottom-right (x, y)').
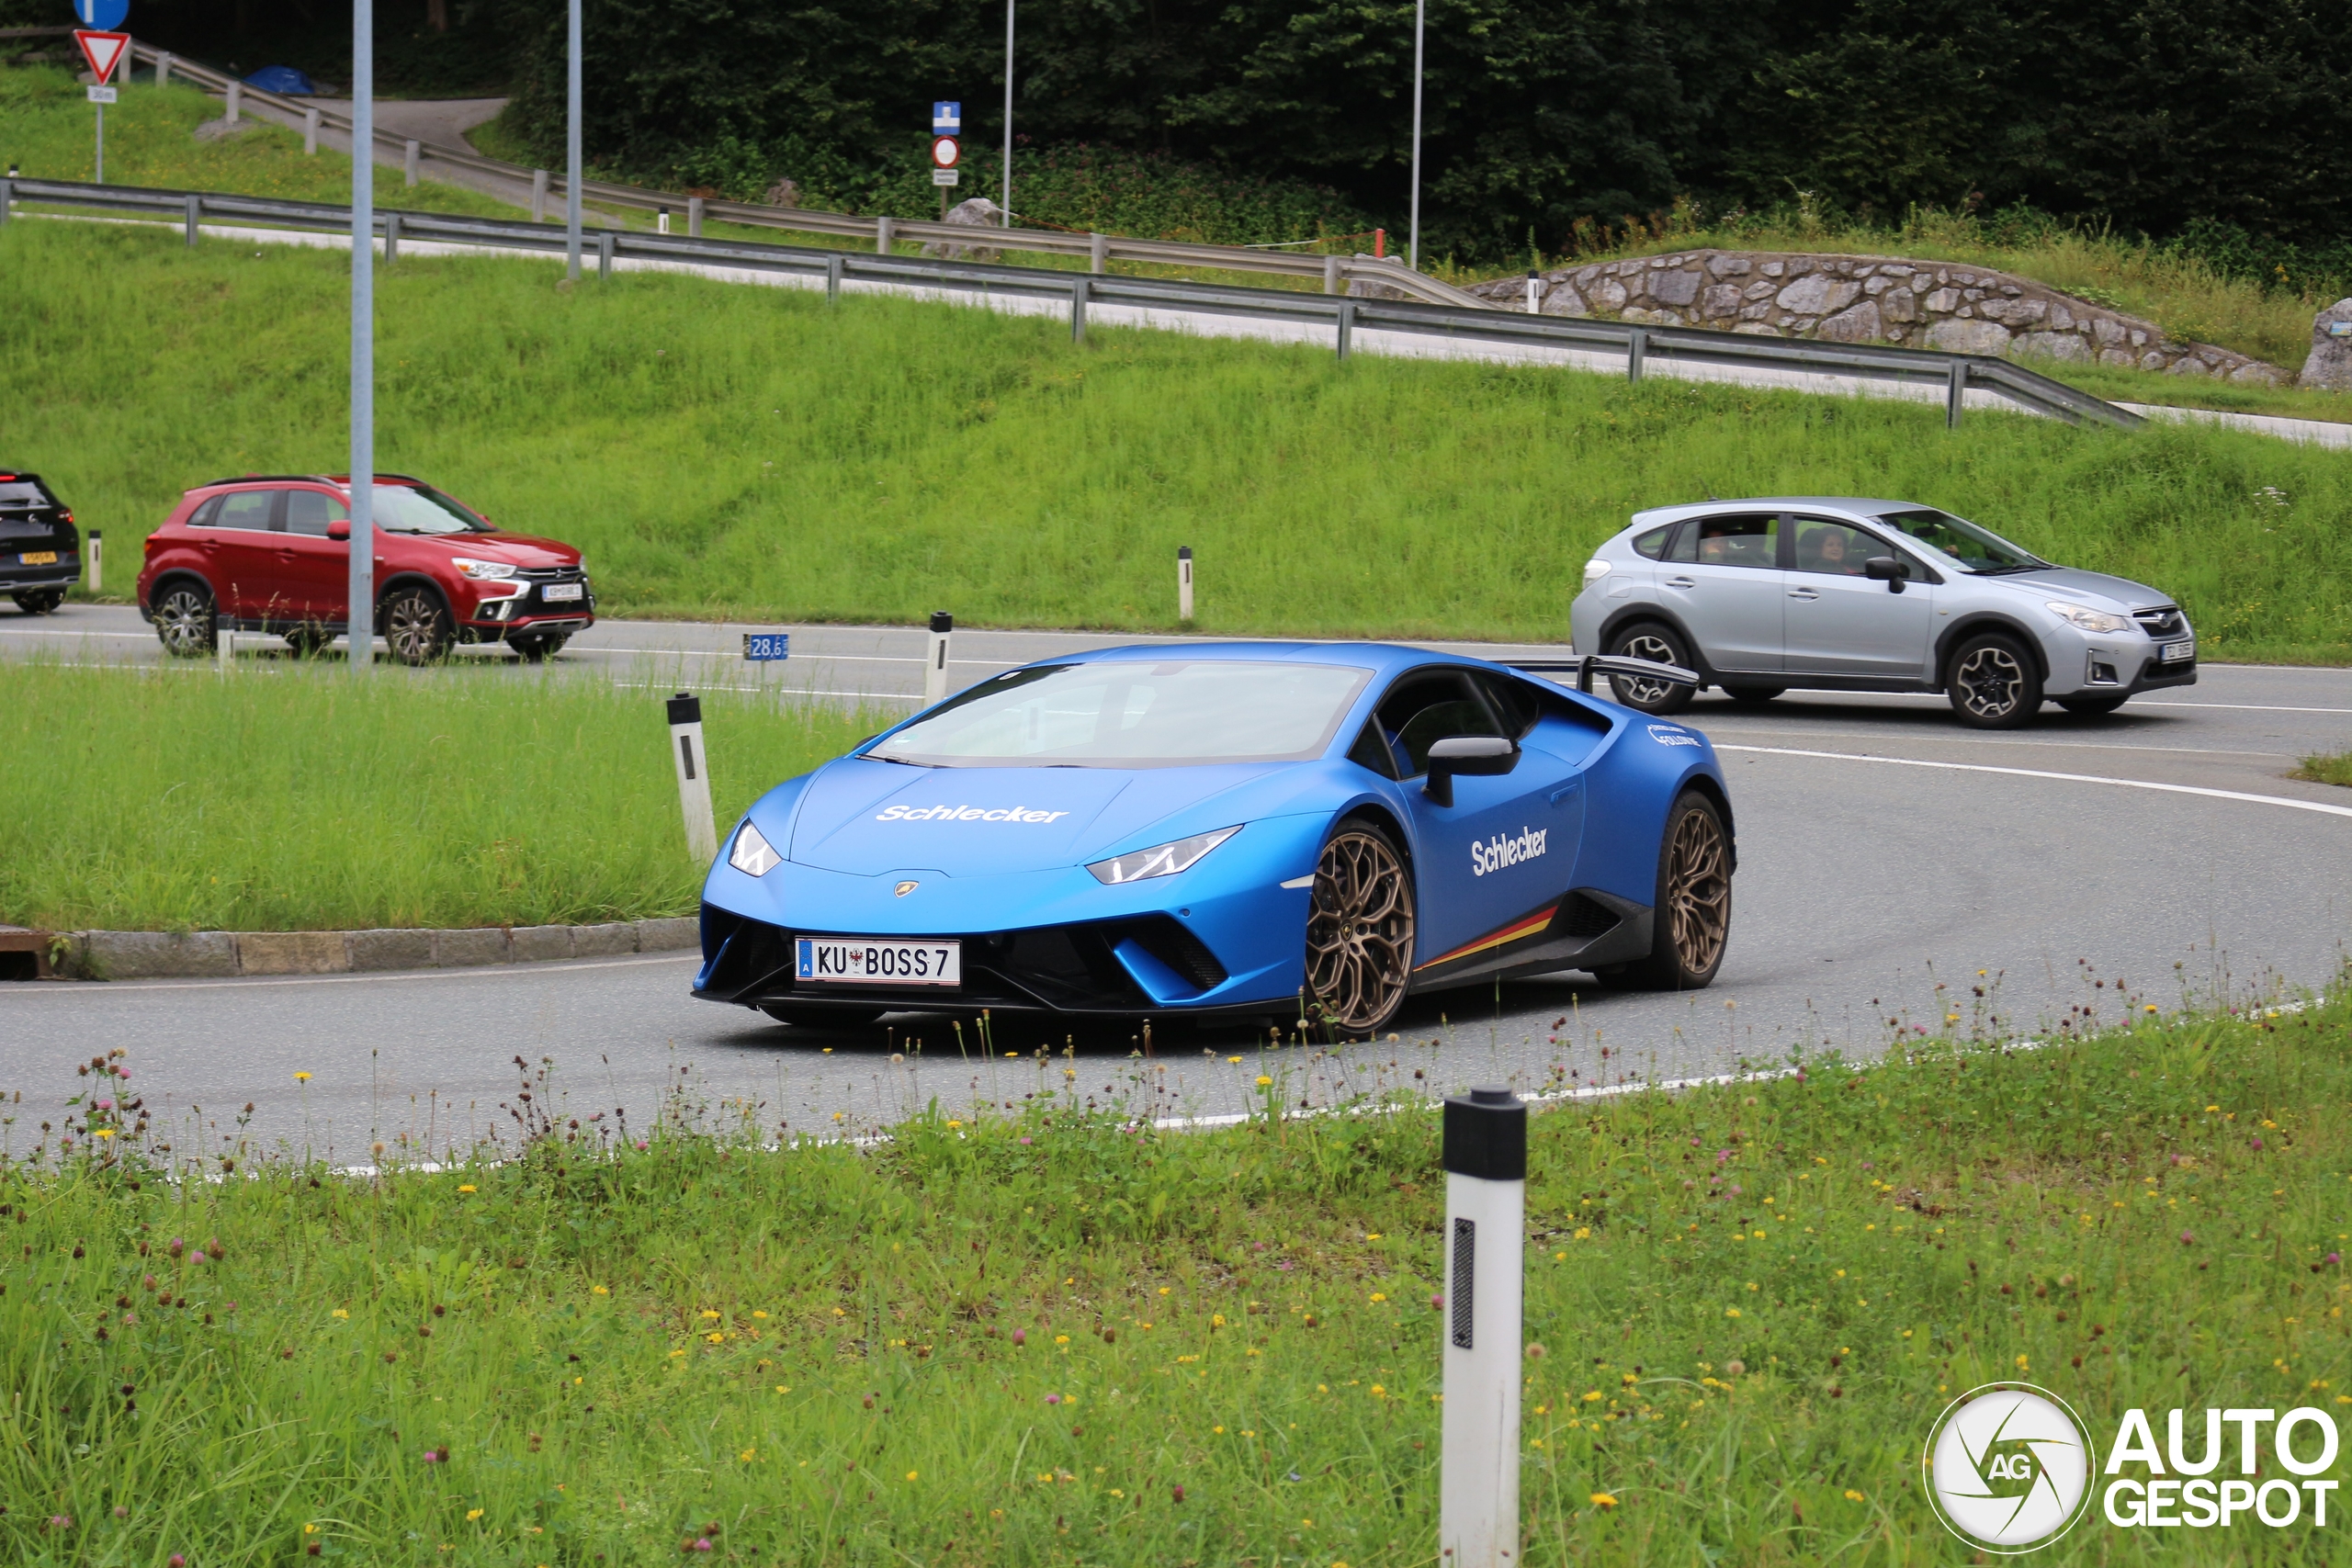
top-left (6, 976), bottom-right (2347, 1563)
top-left (0, 661), bottom-right (877, 932)
top-left (2291, 752), bottom-right (2352, 788)
top-left (7, 216), bottom-right (2352, 664)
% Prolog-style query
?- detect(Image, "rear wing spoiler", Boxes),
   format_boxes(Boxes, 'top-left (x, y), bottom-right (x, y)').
top-left (1506, 655), bottom-right (1702, 694)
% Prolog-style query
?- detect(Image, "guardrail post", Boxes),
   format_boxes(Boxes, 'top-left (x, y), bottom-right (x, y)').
top-left (303, 107), bottom-right (319, 154)
top-left (1946, 360), bottom-right (1966, 429)
top-left (1627, 328), bottom-right (1646, 383)
top-left (224, 81), bottom-right (241, 125)
top-left (875, 215), bottom-right (894, 256)
top-left (531, 169), bottom-right (548, 223)
top-left (0, 179), bottom-right (10, 229)
top-left (403, 140), bottom-right (420, 187)
top-left (1337, 299), bottom-right (1355, 361)
top-left (598, 231), bottom-right (615, 278)
top-left (185, 194), bottom-right (200, 247)
top-left (1089, 231), bottom-right (1106, 274)
top-left (155, 51), bottom-right (172, 87)
top-left (687, 196), bottom-right (704, 238)
top-left (384, 211), bottom-right (401, 265)
top-left (1071, 276), bottom-right (1088, 343)
top-left (1324, 254), bottom-right (1340, 295)
top-left (826, 254), bottom-right (842, 304)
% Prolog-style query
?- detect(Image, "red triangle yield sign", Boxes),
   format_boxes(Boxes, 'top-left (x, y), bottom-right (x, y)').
top-left (74, 29), bottom-right (130, 85)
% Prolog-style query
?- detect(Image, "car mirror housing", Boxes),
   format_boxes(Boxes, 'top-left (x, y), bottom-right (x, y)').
top-left (327, 520), bottom-right (351, 541)
top-left (1864, 556), bottom-right (1908, 592)
top-left (1423, 735), bottom-right (1520, 807)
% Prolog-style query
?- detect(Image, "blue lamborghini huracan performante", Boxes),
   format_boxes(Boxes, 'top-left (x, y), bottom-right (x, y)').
top-left (693, 643), bottom-right (1734, 1035)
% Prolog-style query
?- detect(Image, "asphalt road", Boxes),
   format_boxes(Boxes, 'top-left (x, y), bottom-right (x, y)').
top-left (7, 601), bottom-right (2350, 1165)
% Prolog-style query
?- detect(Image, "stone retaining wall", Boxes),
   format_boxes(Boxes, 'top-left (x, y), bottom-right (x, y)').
top-left (5, 917), bottom-right (700, 981)
top-left (1464, 250), bottom-right (2288, 385)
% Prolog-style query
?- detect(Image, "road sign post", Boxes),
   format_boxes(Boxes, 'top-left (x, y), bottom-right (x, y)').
top-left (931, 109), bottom-right (962, 216)
top-left (1440, 1085), bottom-right (1526, 1568)
top-left (348, 0), bottom-right (375, 668)
top-left (73, 29), bottom-right (130, 184)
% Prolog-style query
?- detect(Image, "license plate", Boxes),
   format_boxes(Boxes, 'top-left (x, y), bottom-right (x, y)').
top-left (2161, 639), bottom-right (2195, 662)
top-left (19, 551), bottom-right (56, 566)
top-left (796, 937), bottom-right (960, 987)
top-left (542, 581), bottom-right (584, 602)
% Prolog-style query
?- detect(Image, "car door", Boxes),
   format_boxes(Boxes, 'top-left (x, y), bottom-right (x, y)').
top-left (1657, 512), bottom-right (1785, 672)
top-left (277, 487), bottom-right (352, 623)
top-left (198, 489), bottom-right (285, 621)
top-left (1781, 515), bottom-right (1937, 679)
top-left (1357, 668), bottom-right (1579, 966)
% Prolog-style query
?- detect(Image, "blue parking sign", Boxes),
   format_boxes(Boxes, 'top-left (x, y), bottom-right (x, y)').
top-left (75, 0), bottom-right (130, 29)
top-left (933, 101), bottom-right (960, 133)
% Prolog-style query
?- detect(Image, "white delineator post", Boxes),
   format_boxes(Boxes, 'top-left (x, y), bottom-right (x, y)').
top-left (668, 693), bottom-right (718, 862)
top-left (1177, 545), bottom-right (1194, 621)
top-left (1525, 270), bottom-right (1541, 314)
top-left (1441, 1085), bottom-right (1526, 1568)
top-left (85, 530), bottom-right (101, 594)
top-left (925, 610), bottom-right (953, 705)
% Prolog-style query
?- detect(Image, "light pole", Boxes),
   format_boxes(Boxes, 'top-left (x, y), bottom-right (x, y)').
top-left (1001, 0), bottom-right (1013, 229)
top-left (347, 0), bottom-right (375, 669)
top-left (566, 0), bottom-right (582, 279)
top-left (1408, 0), bottom-right (1426, 271)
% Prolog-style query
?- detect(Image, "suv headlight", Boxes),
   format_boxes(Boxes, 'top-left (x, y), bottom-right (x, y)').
top-left (2046, 600), bottom-right (2130, 634)
top-left (728, 820), bottom-right (780, 876)
top-left (1087, 826), bottom-right (1239, 886)
top-left (1583, 558), bottom-right (1613, 586)
top-left (451, 558), bottom-right (520, 581)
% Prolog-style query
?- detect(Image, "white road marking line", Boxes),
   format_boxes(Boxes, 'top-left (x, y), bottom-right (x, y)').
top-left (1718, 744), bottom-right (2352, 820)
top-left (0, 950), bottom-right (700, 997)
top-left (2133, 701), bottom-right (2352, 716)
top-left (1701, 729), bottom-right (2290, 760)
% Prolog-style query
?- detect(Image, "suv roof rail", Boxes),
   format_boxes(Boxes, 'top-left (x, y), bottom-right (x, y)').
top-left (193, 471), bottom-right (428, 490)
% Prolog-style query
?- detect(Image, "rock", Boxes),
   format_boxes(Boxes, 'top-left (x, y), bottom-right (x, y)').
top-left (924, 197), bottom-right (1006, 262)
top-left (1707, 255), bottom-right (1752, 276)
top-left (1621, 306), bottom-right (1681, 325)
top-left (84, 931), bottom-right (238, 980)
top-left (1731, 321), bottom-right (1784, 336)
top-left (2017, 331), bottom-right (2091, 362)
top-left (1863, 275), bottom-right (1891, 296)
top-left (1701, 283), bottom-right (1744, 318)
top-left (2093, 318), bottom-right (2127, 347)
top-left (1742, 279), bottom-right (1776, 302)
top-left (763, 178), bottom-right (801, 209)
top-left (1651, 269), bottom-right (1702, 307)
top-left (1817, 300), bottom-right (1882, 343)
top-left (2099, 348), bottom-right (2138, 367)
top-left (1926, 318), bottom-right (2014, 355)
top-left (1539, 286), bottom-right (1589, 317)
top-left (2232, 363), bottom-right (2283, 386)
top-left (1775, 275), bottom-right (1849, 315)
top-left (1589, 276), bottom-right (1628, 311)
top-left (237, 931), bottom-right (348, 976)
top-left (2167, 357), bottom-right (2211, 377)
top-left (348, 928), bottom-right (435, 972)
top-left (1760, 262), bottom-right (1784, 277)
top-left (1924, 287), bottom-right (1961, 313)
top-left (2298, 299), bottom-right (2352, 390)
top-left (637, 916), bottom-right (700, 952)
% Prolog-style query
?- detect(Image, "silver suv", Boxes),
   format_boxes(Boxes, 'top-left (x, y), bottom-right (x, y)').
top-left (1568, 498), bottom-right (2196, 728)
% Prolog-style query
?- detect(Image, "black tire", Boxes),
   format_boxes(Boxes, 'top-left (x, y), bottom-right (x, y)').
top-left (1605, 623), bottom-right (1697, 716)
top-left (379, 586), bottom-right (453, 666)
top-left (1946, 633), bottom-right (2043, 728)
top-left (151, 581), bottom-right (217, 657)
top-left (1721, 684), bottom-right (1785, 706)
top-left (509, 632), bottom-right (571, 663)
top-left (1304, 818), bottom-right (1416, 1035)
top-left (12, 588), bottom-right (65, 615)
top-left (760, 1004), bottom-right (887, 1030)
top-left (1598, 790), bottom-right (1732, 990)
top-left (2058, 694), bottom-right (2129, 716)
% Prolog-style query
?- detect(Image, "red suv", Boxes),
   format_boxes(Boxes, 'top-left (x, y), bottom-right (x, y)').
top-left (136, 474), bottom-right (595, 663)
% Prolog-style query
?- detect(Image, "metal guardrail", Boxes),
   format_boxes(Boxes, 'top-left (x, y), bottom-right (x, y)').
top-left (119, 39), bottom-right (1487, 311)
top-left (0, 174), bottom-right (2143, 429)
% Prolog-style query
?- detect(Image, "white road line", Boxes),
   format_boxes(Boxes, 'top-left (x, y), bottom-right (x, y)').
top-left (0, 950), bottom-right (700, 996)
top-left (2133, 701), bottom-right (2352, 716)
top-left (1719, 745), bottom-right (2352, 820)
top-left (1701, 730), bottom-right (2290, 760)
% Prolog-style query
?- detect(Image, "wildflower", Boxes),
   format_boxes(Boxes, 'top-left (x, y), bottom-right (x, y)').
top-left (701, 1310), bottom-right (721, 1320)
top-left (1213, 1423), bottom-right (1224, 1433)
top-left (1525, 1342), bottom-right (1547, 1360)
top-left (171, 1558), bottom-right (187, 1567)
top-left (752, 1309), bottom-right (768, 1319)
top-left (1172, 1485), bottom-right (1185, 1503)
top-left (2016, 1355), bottom-right (2029, 1371)
top-left (1256, 1076), bottom-right (1272, 1087)
top-left (1583, 1391), bottom-right (1603, 1403)
top-left (906, 1471), bottom-right (918, 1482)
top-left (458, 1185), bottom-right (476, 1194)
top-left (1370, 1384), bottom-right (1386, 1398)
top-left (593, 1286), bottom-right (609, 1296)
top-left (467, 1509), bottom-right (484, 1522)
top-left (1047, 1393), bottom-right (1062, 1405)
top-left (332, 1308), bottom-right (349, 1320)
top-left (1725, 1308), bottom-right (1741, 1318)
top-left (1591, 1493), bottom-right (1618, 1508)
top-left (1845, 1490), bottom-right (1865, 1502)
top-left (1212, 1314), bottom-right (1227, 1327)
top-left (95, 1129), bottom-right (114, 1140)
top-left (1055, 1334), bottom-right (1070, 1344)
top-left (1012, 1328), bottom-right (1026, 1345)
top-left (1370, 1292), bottom-right (1387, 1303)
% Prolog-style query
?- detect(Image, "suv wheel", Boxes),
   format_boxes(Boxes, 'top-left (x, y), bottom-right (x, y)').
top-left (12, 589), bottom-right (64, 615)
top-left (1948, 633), bottom-right (2041, 728)
top-left (1596, 789), bottom-right (1732, 989)
top-left (380, 587), bottom-right (453, 665)
top-left (1606, 623), bottom-right (1696, 715)
top-left (152, 582), bottom-right (217, 657)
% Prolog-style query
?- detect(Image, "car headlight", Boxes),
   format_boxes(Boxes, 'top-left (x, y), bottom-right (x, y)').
top-left (728, 820), bottom-right (780, 877)
top-left (451, 558), bottom-right (520, 581)
top-left (2046, 600), bottom-right (2130, 634)
top-left (1583, 558), bottom-right (1613, 586)
top-left (1086, 825), bottom-right (1239, 886)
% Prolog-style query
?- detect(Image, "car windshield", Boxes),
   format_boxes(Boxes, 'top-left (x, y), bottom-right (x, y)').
top-left (0, 479), bottom-right (57, 508)
top-left (1873, 508), bottom-right (2045, 573)
top-left (368, 483), bottom-right (492, 535)
top-left (865, 660), bottom-right (1372, 769)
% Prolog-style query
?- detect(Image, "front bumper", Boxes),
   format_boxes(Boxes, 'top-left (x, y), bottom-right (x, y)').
top-left (2045, 629), bottom-right (2198, 695)
top-left (459, 573), bottom-right (595, 639)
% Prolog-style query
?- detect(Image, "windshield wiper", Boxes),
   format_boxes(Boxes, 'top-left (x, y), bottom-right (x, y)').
top-left (1973, 563), bottom-right (2048, 576)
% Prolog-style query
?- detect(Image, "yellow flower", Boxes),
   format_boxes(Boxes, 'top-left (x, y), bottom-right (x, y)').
top-left (592, 1285), bottom-right (609, 1296)
top-left (1212, 1314), bottom-right (1227, 1327)
top-left (331, 1308), bottom-right (349, 1319)
top-left (776, 1385), bottom-right (789, 1393)
top-left (701, 1309), bottom-right (722, 1320)
top-left (947, 1119), bottom-right (964, 1128)
top-left (752, 1310), bottom-right (768, 1319)
top-left (1365, 1233), bottom-right (1383, 1241)
top-left (1573, 1227), bottom-right (1590, 1241)
top-left (906, 1471), bottom-right (919, 1483)
top-left (1845, 1489), bottom-right (1865, 1502)
top-left (1583, 1391), bottom-right (1602, 1403)
top-left (1159, 1287), bottom-right (1170, 1295)
top-left (94, 1129), bottom-right (113, 1139)
top-left (1591, 1493), bottom-right (1618, 1508)
top-left (295, 1071), bottom-right (313, 1082)
top-left (1056, 1334), bottom-right (1070, 1344)
top-left (1370, 1384), bottom-right (1386, 1398)
top-left (466, 1509), bottom-right (484, 1522)
top-left (2015, 1355), bottom-right (2029, 1371)
top-left (706, 1332), bottom-right (725, 1344)
top-left (1256, 1075), bottom-right (1272, 1087)
top-left (1370, 1292), bottom-right (1387, 1303)
top-left (1725, 1308), bottom-right (1741, 1318)
top-left (458, 1185), bottom-right (476, 1194)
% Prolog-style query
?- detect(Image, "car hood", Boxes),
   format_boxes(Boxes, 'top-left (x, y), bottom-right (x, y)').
top-left (390, 532), bottom-right (580, 568)
top-left (1987, 566), bottom-right (2173, 611)
top-left (783, 757), bottom-right (1326, 877)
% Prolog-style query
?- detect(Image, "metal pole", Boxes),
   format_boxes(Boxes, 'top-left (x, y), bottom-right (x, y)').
top-left (348, 0), bottom-right (375, 670)
top-left (1627, 327), bottom-right (1646, 383)
top-left (1408, 0), bottom-right (1425, 271)
top-left (304, 106), bottom-right (319, 154)
top-left (667, 694), bottom-right (718, 863)
top-left (403, 138), bottom-right (419, 186)
top-left (1177, 546), bottom-right (1193, 622)
top-left (1001, 0), bottom-right (1013, 230)
top-left (1439, 1085), bottom-right (1525, 1568)
top-left (1946, 360), bottom-right (1966, 428)
top-left (925, 611), bottom-right (953, 705)
top-left (1070, 276), bottom-right (1087, 342)
top-left (566, 0), bottom-right (582, 281)
top-left (94, 100), bottom-right (103, 185)
top-left (531, 168), bottom-right (548, 223)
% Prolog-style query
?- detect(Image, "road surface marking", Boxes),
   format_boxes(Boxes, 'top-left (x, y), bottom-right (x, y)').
top-left (1717, 745), bottom-right (2352, 820)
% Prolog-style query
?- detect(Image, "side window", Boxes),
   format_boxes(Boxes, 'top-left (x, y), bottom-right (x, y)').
top-left (1631, 525), bottom-right (1674, 560)
top-left (187, 495), bottom-right (224, 528)
top-left (212, 491), bottom-right (279, 532)
top-left (1686, 513), bottom-right (1780, 570)
top-left (1373, 670), bottom-right (1501, 779)
top-left (1791, 518), bottom-right (1884, 577)
top-left (1473, 671), bottom-right (1542, 739)
top-left (284, 490), bottom-right (350, 537)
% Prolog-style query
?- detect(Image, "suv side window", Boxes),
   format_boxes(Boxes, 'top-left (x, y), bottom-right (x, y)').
top-left (1674, 513), bottom-right (1779, 569)
top-left (1631, 524), bottom-right (1675, 559)
top-left (187, 496), bottom-right (225, 528)
top-left (1790, 517), bottom-right (1886, 577)
top-left (1371, 670), bottom-right (1502, 779)
top-left (212, 491), bottom-right (280, 532)
top-left (283, 489), bottom-right (350, 537)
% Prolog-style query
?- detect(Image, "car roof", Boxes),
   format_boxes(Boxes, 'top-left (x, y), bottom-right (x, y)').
top-left (1622, 497), bottom-right (1931, 530)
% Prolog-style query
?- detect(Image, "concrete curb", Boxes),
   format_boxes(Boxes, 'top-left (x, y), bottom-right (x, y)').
top-left (7, 917), bottom-right (699, 981)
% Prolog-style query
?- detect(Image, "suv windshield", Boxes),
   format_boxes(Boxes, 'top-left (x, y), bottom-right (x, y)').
top-left (1874, 508), bottom-right (2044, 573)
top-left (368, 483), bottom-right (492, 535)
top-left (865, 660), bottom-right (1371, 769)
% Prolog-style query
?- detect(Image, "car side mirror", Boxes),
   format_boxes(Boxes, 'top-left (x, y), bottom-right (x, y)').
top-left (1423, 735), bottom-right (1519, 807)
top-left (327, 520), bottom-right (351, 542)
top-left (1864, 556), bottom-right (1907, 592)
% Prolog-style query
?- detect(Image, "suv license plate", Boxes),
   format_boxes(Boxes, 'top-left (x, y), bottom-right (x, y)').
top-left (19, 551), bottom-right (56, 566)
top-left (796, 937), bottom-right (960, 987)
top-left (2161, 639), bottom-right (2195, 662)
top-left (542, 581), bottom-right (584, 602)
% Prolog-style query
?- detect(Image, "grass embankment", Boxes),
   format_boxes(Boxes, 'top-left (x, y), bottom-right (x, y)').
top-left (6, 218), bottom-right (2350, 663)
top-left (0, 663), bottom-right (876, 932)
top-left (7, 983), bottom-right (2347, 1563)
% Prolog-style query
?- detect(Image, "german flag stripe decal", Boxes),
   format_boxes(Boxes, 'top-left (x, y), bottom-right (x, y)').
top-left (1418, 903), bottom-right (1558, 971)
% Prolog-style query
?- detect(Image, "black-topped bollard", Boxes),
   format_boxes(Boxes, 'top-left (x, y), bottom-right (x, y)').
top-left (1442, 1084), bottom-right (1527, 1566)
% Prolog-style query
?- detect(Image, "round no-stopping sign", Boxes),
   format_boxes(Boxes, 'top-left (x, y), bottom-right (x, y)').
top-left (931, 135), bottom-right (961, 170)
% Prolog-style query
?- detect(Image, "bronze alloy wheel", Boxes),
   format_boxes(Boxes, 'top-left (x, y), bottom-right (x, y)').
top-left (381, 588), bottom-right (452, 666)
top-left (1662, 800), bottom-right (1731, 979)
top-left (1305, 825), bottom-right (1416, 1034)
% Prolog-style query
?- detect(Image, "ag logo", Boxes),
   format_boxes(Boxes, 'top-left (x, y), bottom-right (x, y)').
top-left (1924, 1383), bottom-right (2096, 1553)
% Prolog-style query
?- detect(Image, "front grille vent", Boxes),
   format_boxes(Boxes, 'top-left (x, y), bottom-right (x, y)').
top-left (2132, 607), bottom-right (2186, 638)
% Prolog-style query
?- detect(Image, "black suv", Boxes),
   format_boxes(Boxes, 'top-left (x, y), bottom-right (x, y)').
top-left (0, 471), bottom-right (80, 614)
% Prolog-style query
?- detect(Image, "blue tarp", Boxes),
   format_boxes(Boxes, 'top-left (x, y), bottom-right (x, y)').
top-left (242, 65), bottom-right (316, 95)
